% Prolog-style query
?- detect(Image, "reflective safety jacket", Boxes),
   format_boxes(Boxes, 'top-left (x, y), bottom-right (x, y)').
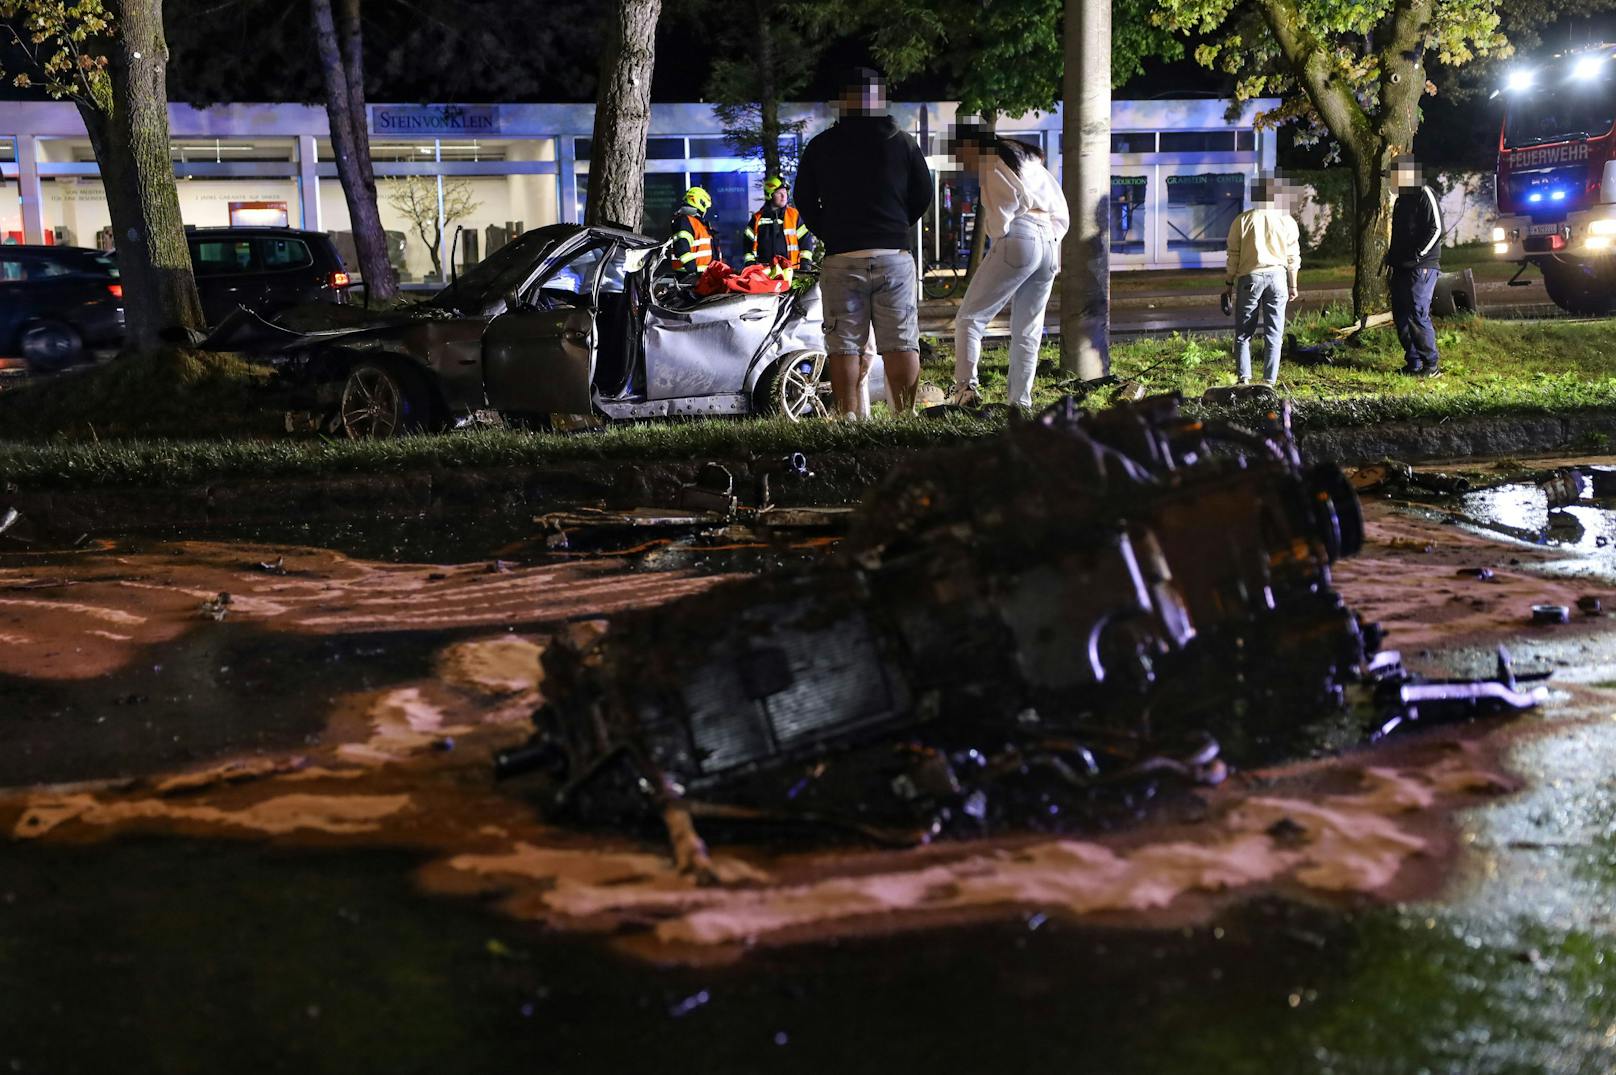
top-left (744, 203), bottom-right (815, 276)
top-left (669, 207), bottom-right (717, 275)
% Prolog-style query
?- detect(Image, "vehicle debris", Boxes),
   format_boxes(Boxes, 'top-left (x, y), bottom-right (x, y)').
top-left (498, 395), bottom-right (1547, 877)
top-left (1531, 604), bottom-right (1571, 625)
top-left (1578, 596), bottom-right (1603, 616)
top-left (199, 592), bottom-right (232, 621)
top-left (1538, 469), bottom-right (1587, 509)
top-left (1457, 567), bottom-right (1495, 581)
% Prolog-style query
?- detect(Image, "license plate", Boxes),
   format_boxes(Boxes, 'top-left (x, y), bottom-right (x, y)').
top-left (1527, 223), bottom-right (1561, 236)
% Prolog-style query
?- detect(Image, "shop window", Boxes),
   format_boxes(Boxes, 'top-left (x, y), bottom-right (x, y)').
top-left (575, 137), bottom-right (685, 161)
top-left (1237, 131), bottom-right (1255, 151)
top-left (192, 239), bottom-right (256, 275)
top-left (1111, 175), bottom-right (1148, 255)
top-left (1112, 132), bottom-right (1156, 154)
top-left (1160, 131), bottom-right (1237, 153)
top-left (1165, 172), bottom-right (1245, 251)
top-left (688, 170), bottom-right (752, 261)
top-left (687, 137), bottom-right (736, 158)
top-left (257, 236), bottom-right (313, 270)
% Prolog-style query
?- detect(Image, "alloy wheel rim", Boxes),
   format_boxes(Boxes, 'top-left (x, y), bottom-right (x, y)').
top-left (340, 367), bottom-right (402, 439)
top-left (779, 354), bottom-right (829, 421)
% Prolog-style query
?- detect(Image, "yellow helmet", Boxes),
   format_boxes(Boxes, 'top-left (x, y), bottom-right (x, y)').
top-left (684, 186), bottom-right (712, 213)
top-left (763, 175), bottom-right (787, 195)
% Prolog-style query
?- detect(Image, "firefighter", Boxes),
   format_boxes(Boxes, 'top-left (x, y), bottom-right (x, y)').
top-left (744, 175), bottom-right (816, 280)
top-left (668, 186), bottom-right (718, 280)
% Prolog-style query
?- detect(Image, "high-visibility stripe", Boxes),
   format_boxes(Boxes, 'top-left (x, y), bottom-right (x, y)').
top-left (1418, 186), bottom-right (1442, 258)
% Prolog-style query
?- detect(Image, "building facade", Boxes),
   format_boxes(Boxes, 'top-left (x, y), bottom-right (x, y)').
top-left (0, 98), bottom-right (1277, 281)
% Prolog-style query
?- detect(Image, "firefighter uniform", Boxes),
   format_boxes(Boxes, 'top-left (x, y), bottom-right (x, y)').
top-left (744, 176), bottom-right (815, 280)
top-left (669, 187), bottom-right (718, 278)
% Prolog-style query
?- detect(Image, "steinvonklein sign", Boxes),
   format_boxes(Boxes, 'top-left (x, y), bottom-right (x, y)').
top-left (370, 105), bottom-right (501, 135)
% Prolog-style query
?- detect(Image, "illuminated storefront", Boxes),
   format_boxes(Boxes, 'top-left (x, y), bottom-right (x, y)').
top-left (0, 98), bottom-right (1275, 281)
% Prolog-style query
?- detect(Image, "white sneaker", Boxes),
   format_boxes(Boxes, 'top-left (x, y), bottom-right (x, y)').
top-left (947, 383), bottom-right (980, 407)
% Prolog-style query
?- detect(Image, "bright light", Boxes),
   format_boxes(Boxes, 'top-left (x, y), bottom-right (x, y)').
top-left (1529, 192), bottom-right (1543, 203)
top-left (1492, 226), bottom-right (1507, 241)
top-left (1552, 189), bottom-right (1568, 201)
top-left (1493, 241), bottom-right (1510, 254)
top-left (1590, 218), bottom-right (1616, 235)
top-left (1573, 55), bottom-right (1607, 80)
top-left (1507, 68), bottom-right (1536, 92)
top-left (1586, 235), bottom-right (1612, 250)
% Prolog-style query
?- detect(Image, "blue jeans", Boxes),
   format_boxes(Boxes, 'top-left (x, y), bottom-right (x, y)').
top-left (1234, 268), bottom-right (1288, 383)
top-left (1390, 264), bottom-right (1440, 371)
top-left (953, 216), bottom-right (1059, 409)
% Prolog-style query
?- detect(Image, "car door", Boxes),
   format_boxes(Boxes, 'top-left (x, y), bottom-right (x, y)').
top-left (481, 241), bottom-right (609, 416)
top-left (643, 290), bottom-right (779, 400)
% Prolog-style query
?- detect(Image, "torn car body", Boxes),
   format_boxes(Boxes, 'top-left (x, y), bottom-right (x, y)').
top-left (204, 223), bottom-right (830, 436)
top-left (499, 396), bottom-right (1543, 874)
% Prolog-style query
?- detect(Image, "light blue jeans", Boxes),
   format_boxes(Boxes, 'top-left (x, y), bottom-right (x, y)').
top-left (1234, 267), bottom-right (1289, 383)
top-left (953, 216), bottom-right (1059, 409)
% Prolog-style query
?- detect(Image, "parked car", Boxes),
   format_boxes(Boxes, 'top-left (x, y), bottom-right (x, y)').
top-left (205, 223), bottom-right (831, 437)
top-left (0, 245), bottom-right (124, 370)
top-left (185, 226), bottom-right (352, 326)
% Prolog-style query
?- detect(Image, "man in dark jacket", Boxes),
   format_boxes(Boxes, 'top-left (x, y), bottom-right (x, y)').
top-left (1384, 157), bottom-right (1444, 376)
top-left (796, 67), bottom-right (933, 416)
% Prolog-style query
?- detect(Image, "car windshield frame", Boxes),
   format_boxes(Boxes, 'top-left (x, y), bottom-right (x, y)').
top-left (426, 226), bottom-right (574, 314)
top-left (1505, 71), bottom-right (1616, 148)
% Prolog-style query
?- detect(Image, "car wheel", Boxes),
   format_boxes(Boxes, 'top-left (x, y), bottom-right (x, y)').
top-left (19, 320), bottom-right (83, 372)
top-left (762, 350), bottom-right (830, 422)
top-left (338, 362), bottom-right (420, 439)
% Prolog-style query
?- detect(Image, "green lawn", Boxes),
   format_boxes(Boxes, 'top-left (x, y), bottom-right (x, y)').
top-left (1, 311), bottom-right (1613, 489)
top-left (937, 308), bottom-right (1616, 431)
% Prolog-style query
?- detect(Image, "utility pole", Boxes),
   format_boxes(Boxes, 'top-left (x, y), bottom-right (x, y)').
top-left (1060, 0), bottom-right (1110, 380)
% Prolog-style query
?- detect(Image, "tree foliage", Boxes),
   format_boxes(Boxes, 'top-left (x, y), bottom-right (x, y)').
top-left (1154, 0), bottom-right (1506, 152)
top-left (0, 0), bottom-right (114, 104)
top-left (697, 0), bottom-right (822, 175)
top-left (811, 0), bottom-right (1181, 117)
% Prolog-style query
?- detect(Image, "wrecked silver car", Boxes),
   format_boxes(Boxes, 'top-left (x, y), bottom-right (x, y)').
top-left (204, 223), bottom-right (830, 437)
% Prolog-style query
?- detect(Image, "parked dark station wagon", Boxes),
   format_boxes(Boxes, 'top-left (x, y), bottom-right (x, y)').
top-left (185, 226), bottom-right (353, 326)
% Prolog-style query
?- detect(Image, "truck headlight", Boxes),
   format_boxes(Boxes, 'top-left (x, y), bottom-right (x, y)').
top-left (1591, 219), bottom-right (1616, 236)
top-left (1492, 226), bottom-right (1506, 241)
top-left (1493, 241), bottom-right (1510, 254)
top-left (1587, 235), bottom-right (1613, 250)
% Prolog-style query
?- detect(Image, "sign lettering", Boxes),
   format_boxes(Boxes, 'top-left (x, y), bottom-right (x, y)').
top-left (370, 105), bottom-right (502, 135)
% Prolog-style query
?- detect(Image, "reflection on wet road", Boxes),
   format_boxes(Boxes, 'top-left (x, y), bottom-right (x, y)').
top-left (5, 491), bottom-right (1616, 1071)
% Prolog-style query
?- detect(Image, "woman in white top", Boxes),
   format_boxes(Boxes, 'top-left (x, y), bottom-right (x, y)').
top-left (948, 124), bottom-right (1071, 410)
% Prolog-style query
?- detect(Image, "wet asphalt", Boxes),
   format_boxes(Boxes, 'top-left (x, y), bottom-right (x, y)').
top-left (4, 478), bottom-right (1616, 1073)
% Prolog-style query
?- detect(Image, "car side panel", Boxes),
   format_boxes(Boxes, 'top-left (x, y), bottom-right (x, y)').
top-left (643, 293), bottom-right (780, 400)
top-left (481, 308), bottom-right (595, 415)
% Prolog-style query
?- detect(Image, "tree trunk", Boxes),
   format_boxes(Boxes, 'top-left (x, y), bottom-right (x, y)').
top-left (77, 0), bottom-right (204, 350)
top-left (1351, 156), bottom-right (1394, 316)
top-left (1059, 0), bottom-right (1110, 379)
top-left (757, 0), bottom-right (780, 178)
top-left (312, 0), bottom-right (398, 302)
top-left (586, 0), bottom-right (662, 229)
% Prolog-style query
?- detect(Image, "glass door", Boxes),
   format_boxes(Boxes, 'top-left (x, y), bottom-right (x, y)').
top-left (1159, 166), bottom-right (1247, 269)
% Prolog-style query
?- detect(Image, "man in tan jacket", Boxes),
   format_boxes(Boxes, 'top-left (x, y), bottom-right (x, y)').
top-left (1223, 177), bottom-right (1301, 385)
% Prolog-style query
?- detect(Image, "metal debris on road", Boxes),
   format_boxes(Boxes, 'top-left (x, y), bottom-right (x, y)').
top-left (1531, 604), bottom-right (1571, 625)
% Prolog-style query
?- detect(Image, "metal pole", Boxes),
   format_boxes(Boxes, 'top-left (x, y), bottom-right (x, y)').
top-left (434, 137), bottom-right (446, 283)
top-left (1060, 0), bottom-right (1111, 379)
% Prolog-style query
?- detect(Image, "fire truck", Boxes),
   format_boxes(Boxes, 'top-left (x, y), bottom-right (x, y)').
top-left (1493, 45), bottom-right (1616, 314)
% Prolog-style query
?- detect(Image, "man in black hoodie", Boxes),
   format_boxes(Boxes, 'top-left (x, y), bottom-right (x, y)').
top-left (1384, 157), bottom-right (1445, 376)
top-left (796, 67), bottom-right (933, 416)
